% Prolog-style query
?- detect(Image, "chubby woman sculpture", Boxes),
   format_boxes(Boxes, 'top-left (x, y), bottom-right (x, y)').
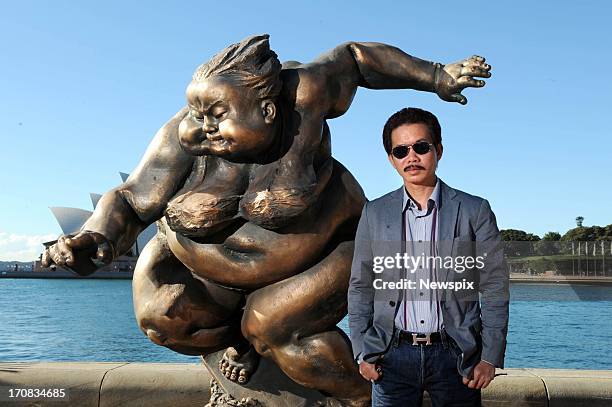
top-left (41, 35), bottom-right (491, 406)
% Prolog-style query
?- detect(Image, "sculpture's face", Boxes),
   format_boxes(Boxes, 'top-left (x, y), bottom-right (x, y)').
top-left (179, 76), bottom-right (277, 161)
top-left (387, 123), bottom-right (442, 187)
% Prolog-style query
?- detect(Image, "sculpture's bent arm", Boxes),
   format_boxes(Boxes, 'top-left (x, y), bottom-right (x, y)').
top-left (82, 107), bottom-right (194, 257)
top-left (300, 42), bottom-right (438, 119)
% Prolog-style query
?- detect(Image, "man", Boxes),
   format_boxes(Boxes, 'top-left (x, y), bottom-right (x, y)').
top-left (348, 107), bottom-right (509, 406)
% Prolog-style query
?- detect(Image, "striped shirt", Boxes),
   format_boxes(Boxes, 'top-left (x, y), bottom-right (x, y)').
top-left (394, 179), bottom-right (444, 333)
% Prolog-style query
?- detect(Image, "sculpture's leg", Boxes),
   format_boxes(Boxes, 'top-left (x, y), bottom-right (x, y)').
top-left (133, 232), bottom-right (246, 355)
top-left (241, 240), bottom-right (370, 406)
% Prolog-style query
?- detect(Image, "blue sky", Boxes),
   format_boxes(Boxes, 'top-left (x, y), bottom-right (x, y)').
top-left (1, 1), bottom-right (610, 261)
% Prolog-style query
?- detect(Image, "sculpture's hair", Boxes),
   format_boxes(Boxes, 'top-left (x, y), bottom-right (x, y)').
top-left (193, 34), bottom-right (282, 100)
top-left (382, 107), bottom-right (442, 154)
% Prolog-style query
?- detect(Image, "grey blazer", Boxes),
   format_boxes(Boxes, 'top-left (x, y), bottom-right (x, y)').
top-left (348, 180), bottom-right (509, 377)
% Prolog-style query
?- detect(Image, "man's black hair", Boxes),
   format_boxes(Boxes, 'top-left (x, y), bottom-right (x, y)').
top-left (382, 107), bottom-right (442, 154)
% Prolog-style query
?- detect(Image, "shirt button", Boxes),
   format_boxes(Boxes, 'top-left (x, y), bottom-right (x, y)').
top-left (420, 320), bottom-right (425, 324)
top-left (419, 292), bottom-right (424, 296)
top-left (389, 301), bottom-right (396, 307)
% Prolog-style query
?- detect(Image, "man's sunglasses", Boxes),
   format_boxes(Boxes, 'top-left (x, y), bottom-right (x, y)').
top-left (391, 141), bottom-right (434, 159)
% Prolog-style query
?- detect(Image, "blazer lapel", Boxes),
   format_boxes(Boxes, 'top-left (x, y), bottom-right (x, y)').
top-left (383, 187), bottom-right (404, 303)
top-left (383, 186), bottom-right (404, 241)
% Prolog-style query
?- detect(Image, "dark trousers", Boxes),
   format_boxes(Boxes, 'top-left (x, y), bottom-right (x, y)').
top-left (372, 331), bottom-right (481, 407)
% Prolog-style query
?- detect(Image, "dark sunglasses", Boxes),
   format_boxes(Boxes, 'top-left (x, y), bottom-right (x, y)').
top-left (391, 141), bottom-right (434, 159)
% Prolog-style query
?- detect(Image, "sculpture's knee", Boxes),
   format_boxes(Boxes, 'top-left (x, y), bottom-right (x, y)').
top-left (241, 309), bottom-right (267, 355)
top-left (241, 308), bottom-right (291, 356)
top-left (138, 311), bottom-right (237, 356)
top-left (137, 312), bottom-right (187, 347)
top-left (143, 325), bottom-right (170, 346)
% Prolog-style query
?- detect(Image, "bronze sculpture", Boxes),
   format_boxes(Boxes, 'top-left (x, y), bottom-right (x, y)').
top-left (41, 35), bottom-right (491, 406)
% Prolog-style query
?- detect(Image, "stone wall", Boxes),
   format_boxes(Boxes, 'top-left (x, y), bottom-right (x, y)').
top-left (0, 362), bottom-right (611, 406)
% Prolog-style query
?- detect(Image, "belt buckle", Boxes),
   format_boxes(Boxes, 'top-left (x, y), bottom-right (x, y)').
top-left (411, 333), bottom-right (432, 346)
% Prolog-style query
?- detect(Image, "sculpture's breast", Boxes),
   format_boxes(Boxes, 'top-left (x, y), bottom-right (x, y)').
top-left (164, 156), bottom-right (250, 237)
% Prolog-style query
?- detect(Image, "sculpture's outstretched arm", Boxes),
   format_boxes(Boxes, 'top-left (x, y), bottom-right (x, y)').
top-left (41, 107), bottom-right (194, 274)
top-left (302, 42), bottom-right (492, 118)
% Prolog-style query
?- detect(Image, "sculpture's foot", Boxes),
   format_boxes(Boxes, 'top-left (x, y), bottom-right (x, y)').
top-left (218, 346), bottom-right (260, 385)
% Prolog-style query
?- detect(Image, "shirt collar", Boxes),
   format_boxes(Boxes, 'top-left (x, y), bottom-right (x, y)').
top-left (402, 177), bottom-right (440, 213)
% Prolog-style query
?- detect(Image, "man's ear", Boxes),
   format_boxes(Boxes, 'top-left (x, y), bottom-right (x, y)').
top-left (436, 144), bottom-right (443, 161)
top-left (261, 99), bottom-right (276, 124)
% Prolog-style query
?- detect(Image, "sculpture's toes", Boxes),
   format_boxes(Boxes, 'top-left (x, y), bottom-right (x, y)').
top-left (226, 366), bottom-right (236, 381)
top-left (217, 346), bottom-right (260, 385)
top-left (237, 369), bottom-right (249, 384)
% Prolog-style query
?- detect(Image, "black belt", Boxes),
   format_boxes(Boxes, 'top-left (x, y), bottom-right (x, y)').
top-left (399, 331), bottom-right (443, 346)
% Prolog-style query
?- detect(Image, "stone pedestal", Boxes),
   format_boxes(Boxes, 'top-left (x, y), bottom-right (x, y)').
top-left (201, 350), bottom-right (328, 407)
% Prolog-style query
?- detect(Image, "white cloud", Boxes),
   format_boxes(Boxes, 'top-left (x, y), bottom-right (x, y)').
top-left (0, 232), bottom-right (57, 262)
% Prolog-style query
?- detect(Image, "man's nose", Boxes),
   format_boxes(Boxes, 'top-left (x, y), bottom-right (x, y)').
top-left (406, 145), bottom-right (420, 162)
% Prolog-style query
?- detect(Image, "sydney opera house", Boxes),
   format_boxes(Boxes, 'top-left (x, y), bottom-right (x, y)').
top-left (34, 172), bottom-right (157, 277)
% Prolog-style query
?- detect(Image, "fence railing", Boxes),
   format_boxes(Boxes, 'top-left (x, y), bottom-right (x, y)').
top-left (503, 241), bottom-right (612, 277)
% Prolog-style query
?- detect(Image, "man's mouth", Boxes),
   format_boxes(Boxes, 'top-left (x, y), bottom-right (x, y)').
top-left (404, 165), bottom-right (425, 172)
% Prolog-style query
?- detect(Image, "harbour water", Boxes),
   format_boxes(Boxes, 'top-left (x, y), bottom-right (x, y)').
top-left (1, 279), bottom-right (611, 369)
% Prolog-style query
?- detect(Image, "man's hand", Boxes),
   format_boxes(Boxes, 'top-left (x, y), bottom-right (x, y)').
top-left (463, 360), bottom-right (496, 389)
top-left (435, 55), bottom-right (492, 105)
top-left (41, 231), bottom-right (114, 276)
top-left (358, 360), bottom-right (382, 383)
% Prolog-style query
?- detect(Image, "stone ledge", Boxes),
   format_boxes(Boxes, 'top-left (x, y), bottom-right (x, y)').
top-left (0, 362), bottom-right (127, 406)
top-left (1, 363), bottom-right (611, 406)
top-left (0, 362), bottom-right (210, 407)
top-left (524, 368), bottom-right (612, 407)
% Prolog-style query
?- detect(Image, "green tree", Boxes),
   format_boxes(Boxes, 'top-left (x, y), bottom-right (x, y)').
top-left (561, 226), bottom-right (611, 241)
top-left (542, 232), bottom-right (561, 241)
top-left (500, 229), bottom-right (541, 242)
top-left (500, 229), bottom-right (540, 257)
top-left (535, 231), bottom-right (562, 255)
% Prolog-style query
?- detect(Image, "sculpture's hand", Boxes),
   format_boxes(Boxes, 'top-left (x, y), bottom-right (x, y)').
top-left (41, 231), bottom-right (114, 276)
top-left (435, 55), bottom-right (491, 105)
